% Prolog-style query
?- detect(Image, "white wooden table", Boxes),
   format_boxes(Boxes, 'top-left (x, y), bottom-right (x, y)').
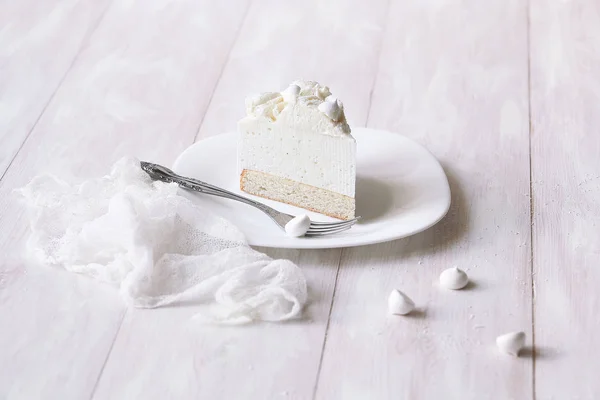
top-left (1, 0), bottom-right (599, 399)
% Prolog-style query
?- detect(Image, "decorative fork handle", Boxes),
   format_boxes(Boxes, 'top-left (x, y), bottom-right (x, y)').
top-left (140, 161), bottom-right (274, 213)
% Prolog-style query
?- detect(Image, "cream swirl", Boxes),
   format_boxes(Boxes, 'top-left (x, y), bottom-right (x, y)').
top-left (243, 80), bottom-right (351, 136)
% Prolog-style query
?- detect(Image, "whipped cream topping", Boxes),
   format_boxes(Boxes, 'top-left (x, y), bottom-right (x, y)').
top-left (387, 289), bottom-right (415, 315)
top-left (245, 92), bottom-right (285, 120)
top-left (243, 80), bottom-right (351, 136)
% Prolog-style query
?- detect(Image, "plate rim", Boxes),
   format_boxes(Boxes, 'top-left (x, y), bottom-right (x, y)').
top-left (173, 128), bottom-right (451, 249)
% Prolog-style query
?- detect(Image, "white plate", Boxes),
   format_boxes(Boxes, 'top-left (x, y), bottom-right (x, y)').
top-left (172, 128), bottom-right (450, 249)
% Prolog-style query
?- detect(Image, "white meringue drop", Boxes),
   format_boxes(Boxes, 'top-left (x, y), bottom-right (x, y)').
top-left (284, 214), bottom-right (311, 237)
top-left (387, 289), bottom-right (415, 315)
top-left (281, 84), bottom-right (301, 103)
top-left (318, 100), bottom-right (341, 121)
top-left (315, 85), bottom-right (331, 99)
top-left (439, 267), bottom-right (469, 290)
top-left (496, 331), bottom-right (526, 356)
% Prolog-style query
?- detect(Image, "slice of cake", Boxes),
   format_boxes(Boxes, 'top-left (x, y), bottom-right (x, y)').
top-left (238, 80), bottom-right (356, 220)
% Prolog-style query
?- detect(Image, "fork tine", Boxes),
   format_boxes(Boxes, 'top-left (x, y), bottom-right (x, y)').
top-left (309, 217), bottom-right (360, 227)
top-left (307, 219), bottom-right (358, 232)
top-left (305, 223), bottom-right (356, 236)
top-left (308, 220), bottom-right (358, 231)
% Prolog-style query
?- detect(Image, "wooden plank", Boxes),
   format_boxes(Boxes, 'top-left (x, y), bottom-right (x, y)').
top-left (530, 0), bottom-right (600, 398)
top-left (195, 0), bottom-right (387, 139)
top-left (92, 249), bottom-right (341, 399)
top-left (92, 0), bottom-right (390, 398)
top-left (315, 1), bottom-right (533, 399)
top-left (0, 0), bottom-right (110, 177)
top-left (0, 1), bottom-right (251, 398)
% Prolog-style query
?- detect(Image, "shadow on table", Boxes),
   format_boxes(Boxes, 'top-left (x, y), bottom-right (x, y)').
top-left (342, 162), bottom-right (469, 261)
top-left (520, 346), bottom-right (561, 361)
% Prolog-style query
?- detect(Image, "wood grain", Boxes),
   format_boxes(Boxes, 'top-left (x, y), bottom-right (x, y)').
top-left (0, 0), bottom-right (251, 398)
top-left (92, 249), bottom-right (341, 400)
top-left (195, 0), bottom-right (388, 140)
top-left (92, 0), bottom-right (390, 398)
top-left (316, 1), bottom-right (533, 399)
top-left (2, 0), bottom-right (599, 398)
top-left (0, 0), bottom-right (110, 177)
top-left (530, 0), bottom-right (600, 398)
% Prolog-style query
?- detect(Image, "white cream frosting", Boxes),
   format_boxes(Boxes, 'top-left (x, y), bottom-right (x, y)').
top-left (238, 80), bottom-right (356, 197)
top-left (243, 80), bottom-right (351, 137)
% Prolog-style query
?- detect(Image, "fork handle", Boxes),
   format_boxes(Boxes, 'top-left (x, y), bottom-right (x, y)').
top-left (148, 165), bottom-right (272, 212)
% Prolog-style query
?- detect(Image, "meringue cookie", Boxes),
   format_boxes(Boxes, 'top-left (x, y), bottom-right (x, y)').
top-left (284, 214), bottom-right (311, 237)
top-left (281, 84), bottom-right (301, 103)
top-left (315, 85), bottom-right (331, 99)
top-left (318, 100), bottom-right (342, 121)
top-left (496, 331), bottom-right (526, 356)
top-left (439, 267), bottom-right (469, 290)
top-left (387, 289), bottom-right (415, 315)
top-left (324, 94), bottom-right (337, 103)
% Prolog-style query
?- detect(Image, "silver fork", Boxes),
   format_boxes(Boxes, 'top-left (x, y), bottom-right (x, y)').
top-left (140, 161), bottom-right (359, 237)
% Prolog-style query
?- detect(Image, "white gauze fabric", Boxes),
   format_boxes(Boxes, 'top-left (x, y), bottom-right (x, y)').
top-left (17, 157), bottom-right (307, 324)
